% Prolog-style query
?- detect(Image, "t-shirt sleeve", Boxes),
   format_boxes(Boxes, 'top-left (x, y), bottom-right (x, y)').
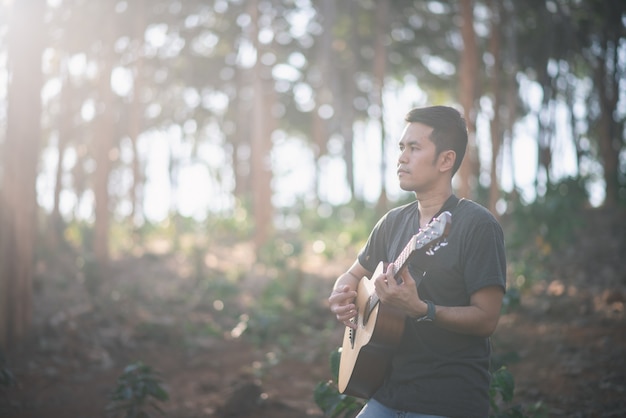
top-left (357, 214), bottom-right (390, 274)
top-left (462, 219), bottom-right (507, 295)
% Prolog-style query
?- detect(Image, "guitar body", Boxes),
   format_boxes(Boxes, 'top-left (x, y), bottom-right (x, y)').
top-left (337, 262), bottom-right (406, 399)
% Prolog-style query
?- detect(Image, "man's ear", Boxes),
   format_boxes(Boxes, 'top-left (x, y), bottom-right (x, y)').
top-left (439, 150), bottom-right (456, 173)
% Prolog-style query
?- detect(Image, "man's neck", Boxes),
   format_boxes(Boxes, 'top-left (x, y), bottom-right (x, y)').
top-left (416, 188), bottom-right (453, 228)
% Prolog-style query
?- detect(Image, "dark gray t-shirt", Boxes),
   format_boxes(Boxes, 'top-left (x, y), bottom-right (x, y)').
top-left (357, 196), bottom-right (506, 418)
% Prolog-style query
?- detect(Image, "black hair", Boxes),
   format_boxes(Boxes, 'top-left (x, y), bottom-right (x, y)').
top-left (404, 106), bottom-right (468, 175)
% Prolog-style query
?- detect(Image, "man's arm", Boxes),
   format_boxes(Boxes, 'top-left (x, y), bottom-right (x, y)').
top-left (419, 285), bottom-right (504, 337)
top-left (376, 266), bottom-right (504, 337)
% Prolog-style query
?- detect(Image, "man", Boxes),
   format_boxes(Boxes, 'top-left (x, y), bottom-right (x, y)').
top-left (328, 106), bottom-right (506, 418)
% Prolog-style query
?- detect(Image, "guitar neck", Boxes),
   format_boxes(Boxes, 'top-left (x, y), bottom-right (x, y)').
top-left (379, 211), bottom-right (451, 285)
top-left (389, 235), bottom-right (418, 283)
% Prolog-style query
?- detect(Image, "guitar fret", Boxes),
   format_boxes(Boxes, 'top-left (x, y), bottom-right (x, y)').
top-left (393, 235), bottom-right (417, 278)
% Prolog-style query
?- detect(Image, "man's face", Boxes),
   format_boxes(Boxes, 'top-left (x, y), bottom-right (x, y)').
top-left (396, 122), bottom-right (440, 193)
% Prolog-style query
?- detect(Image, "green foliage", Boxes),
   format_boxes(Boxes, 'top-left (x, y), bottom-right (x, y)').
top-left (194, 273), bottom-right (241, 309)
top-left (504, 176), bottom-right (589, 291)
top-left (106, 361), bottom-right (169, 418)
top-left (279, 200), bottom-right (377, 248)
top-left (204, 200), bottom-right (254, 244)
top-left (489, 343), bottom-right (550, 418)
top-left (313, 348), bottom-right (364, 418)
top-left (314, 380), bottom-right (364, 418)
top-left (242, 273), bottom-right (323, 347)
top-left (63, 220), bottom-right (95, 252)
top-left (257, 234), bottom-right (304, 269)
top-left (489, 367), bottom-right (518, 416)
top-left (77, 252), bottom-right (103, 299)
top-left (507, 177), bottom-right (587, 253)
top-left (489, 366), bottom-right (549, 418)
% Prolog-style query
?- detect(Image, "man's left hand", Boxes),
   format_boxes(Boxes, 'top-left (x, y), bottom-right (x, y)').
top-left (373, 264), bottom-right (427, 317)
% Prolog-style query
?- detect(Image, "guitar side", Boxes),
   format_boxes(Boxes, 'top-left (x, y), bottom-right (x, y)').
top-left (337, 263), bottom-right (406, 399)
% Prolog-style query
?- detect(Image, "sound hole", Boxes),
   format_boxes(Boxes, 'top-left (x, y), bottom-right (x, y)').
top-left (363, 296), bottom-right (373, 325)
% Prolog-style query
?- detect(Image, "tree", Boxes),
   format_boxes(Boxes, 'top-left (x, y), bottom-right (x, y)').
top-left (458, 0), bottom-right (480, 200)
top-left (373, 0), bottom-right (390, 213)
top-left (0, 0), bottom-right (46, 349)
top-left (92, 5), bottom-right (118, 266)
top-left (487, 0), bottom-right (503, 216)
top-left (576, 0), bottom-right (626, 207)
top-left (249, 0), bottom-right (274, 248)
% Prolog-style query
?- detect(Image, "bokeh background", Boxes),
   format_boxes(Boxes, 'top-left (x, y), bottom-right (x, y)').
top-left (1, 1), bottom-right (625, 417)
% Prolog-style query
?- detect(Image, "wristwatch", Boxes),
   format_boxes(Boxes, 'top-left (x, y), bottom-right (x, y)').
top-left (415, 300), bottom-right (436, 322)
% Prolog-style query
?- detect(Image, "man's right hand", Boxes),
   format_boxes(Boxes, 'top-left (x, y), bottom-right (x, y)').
top-left (328, 284), bottom-right (358, 328)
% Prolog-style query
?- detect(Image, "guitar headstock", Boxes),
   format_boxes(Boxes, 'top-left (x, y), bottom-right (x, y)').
top-left (414, 211), bottom-right (451, 255)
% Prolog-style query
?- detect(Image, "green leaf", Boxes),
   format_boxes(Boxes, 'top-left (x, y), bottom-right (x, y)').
top-left (107, 361), bottom-right (169, 417)
top-left (491, 367), bottom-right (515, 402)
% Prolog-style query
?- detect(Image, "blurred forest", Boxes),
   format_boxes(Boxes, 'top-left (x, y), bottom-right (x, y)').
top-left (0, 0), bottom-right (625, 417)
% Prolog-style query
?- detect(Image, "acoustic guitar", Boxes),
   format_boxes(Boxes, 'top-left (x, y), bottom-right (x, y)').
top-left (337, 211), bottom-right (452, 399)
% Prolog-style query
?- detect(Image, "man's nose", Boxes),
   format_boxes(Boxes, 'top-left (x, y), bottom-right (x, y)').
top-left (398, 149), bottom-right (408, 164)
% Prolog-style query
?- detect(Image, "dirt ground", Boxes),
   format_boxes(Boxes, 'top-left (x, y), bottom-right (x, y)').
top-left (1, 209), bottom-right (625, 418)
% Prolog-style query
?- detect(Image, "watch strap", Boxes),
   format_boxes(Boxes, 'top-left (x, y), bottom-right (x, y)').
top-left (415, 300), bottom-right (436, 322)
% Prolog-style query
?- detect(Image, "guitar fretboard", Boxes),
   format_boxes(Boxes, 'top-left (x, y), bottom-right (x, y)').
top-left (391, 234), bottom-right (418, 281)
top-left (366, 212), bottom-right (450, 310)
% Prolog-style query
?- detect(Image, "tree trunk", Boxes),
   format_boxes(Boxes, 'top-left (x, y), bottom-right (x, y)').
top-left (488, 0), bottom-right (502, 216)
top-left (129, 0), bottom-right (146, 231)
top-left (233, 68), bottom-right (251, 202)
top-left (374, 0), bottom-right (389, 214)
top-left (312, 0), bottom-right (335, 204)
top-left (458, 0), bottom-right (480, 199)
top-left (503, 1), bottom-right (519, 203)
top-left (93, 27), bottom-right (116, 266)
top-left (536, 90), bottom-right (556, 191)
top-left (312, 111), bottom-right (325, 202)
top-left (0, 0), bottom-right (45, 349)
top-left (250, 0), bottom-right (273, 249)
top-left (594, 36), bottom-right (621, 208)
top-left (51, 59), bottom-right (72, 245)
top-left (340, 0), bottom-right (359, 200)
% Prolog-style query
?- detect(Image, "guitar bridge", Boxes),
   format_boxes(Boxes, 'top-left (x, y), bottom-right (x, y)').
top-left (348, 318), bottom-right (356, 348)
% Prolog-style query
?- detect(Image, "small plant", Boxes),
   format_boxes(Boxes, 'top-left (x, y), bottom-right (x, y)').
top-left (489, 366), bottom-right (520, 417)
top-left (313, 348), bottom-right (364, 418)
top-left (106, 361), bottom-right (169, 418)
top-left (489, 366), bottom-right (548, 418)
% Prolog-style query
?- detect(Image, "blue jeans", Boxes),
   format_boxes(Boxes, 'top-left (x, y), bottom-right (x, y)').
top-left (356, 398), bottom-right (449, 418)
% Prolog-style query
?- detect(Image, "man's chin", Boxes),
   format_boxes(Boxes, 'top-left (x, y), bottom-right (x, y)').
top-left (398, 183), bottom-right (412, 192)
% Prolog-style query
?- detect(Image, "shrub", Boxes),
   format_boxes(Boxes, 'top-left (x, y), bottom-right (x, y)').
top-left (107, 361), bottom-right (169, 418)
